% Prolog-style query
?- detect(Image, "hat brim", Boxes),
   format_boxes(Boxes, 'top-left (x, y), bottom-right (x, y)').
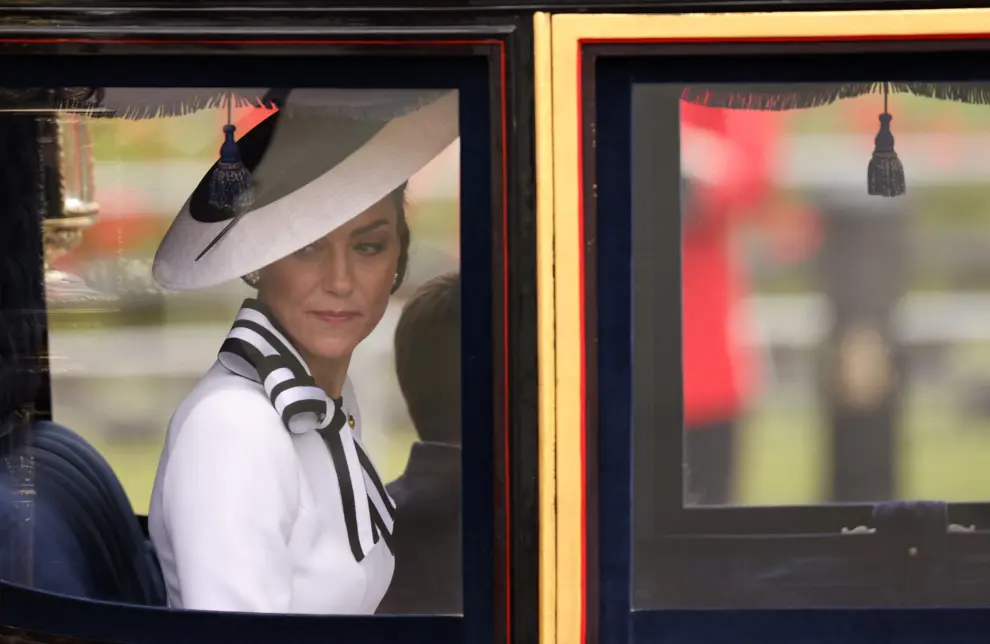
top-left (152, 90), bottom-right (459, 291)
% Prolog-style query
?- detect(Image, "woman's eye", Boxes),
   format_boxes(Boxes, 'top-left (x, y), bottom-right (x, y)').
top-left (354, 242), bottom-right (385, 255)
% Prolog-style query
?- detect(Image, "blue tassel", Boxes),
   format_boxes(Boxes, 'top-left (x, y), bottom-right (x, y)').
top-left (208, 123), bottom-right (254, 213)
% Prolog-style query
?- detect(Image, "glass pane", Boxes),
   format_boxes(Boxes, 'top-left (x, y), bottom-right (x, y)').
top-left (676, 85), bottom-right (990, 507)
top-left (630, 80), bottom-right (990, 609)
top-left (0, 87), bottom-right (464, 615)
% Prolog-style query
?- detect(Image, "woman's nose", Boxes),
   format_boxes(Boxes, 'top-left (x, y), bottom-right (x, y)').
top-left (321, 248), bottom-right (355, 297)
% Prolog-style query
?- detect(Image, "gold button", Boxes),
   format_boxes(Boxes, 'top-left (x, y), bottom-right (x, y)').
top-left (348, 415), bottom-right (355, 428)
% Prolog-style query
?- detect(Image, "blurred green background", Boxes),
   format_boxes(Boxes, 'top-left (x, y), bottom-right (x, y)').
top-left (44, 90), bottom-right (990, 514)
top-left (728, 92), bottom-right (990, 505)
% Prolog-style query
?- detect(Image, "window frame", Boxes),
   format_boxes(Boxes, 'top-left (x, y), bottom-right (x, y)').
top-left (549, 8), bottom-right (990, 644)
top-left (0, 11), bottom-right (541, 644)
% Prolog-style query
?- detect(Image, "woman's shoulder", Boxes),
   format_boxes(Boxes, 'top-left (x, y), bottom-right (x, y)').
top-left (165, 362), bottom-right (294, 457)
top-left (153, 363), bottom-right (303, 538)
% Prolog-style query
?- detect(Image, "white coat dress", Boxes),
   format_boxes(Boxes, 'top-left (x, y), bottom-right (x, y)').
top-left (148, 299), bottom-right (396, 614)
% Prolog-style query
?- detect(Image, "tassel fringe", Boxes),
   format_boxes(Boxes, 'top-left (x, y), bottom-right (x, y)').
top-left (208, 121), bottom-right (254, 214)
top-left (208, 163), bottom-right (254, 212)
top-left (868, 152), bottom-right (905, 197)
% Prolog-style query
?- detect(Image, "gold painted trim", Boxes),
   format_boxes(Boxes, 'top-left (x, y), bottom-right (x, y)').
top-left (549, 11), bottom-right (585, 644)
top-left (534, 11), bottom-right (558, 644)
top-left (552, 8), bottom-right (990, 40)
top-left (547, 8), bottom-right (990, 643)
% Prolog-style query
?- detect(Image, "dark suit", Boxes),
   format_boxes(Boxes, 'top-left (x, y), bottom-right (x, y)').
top-left (377, 441), bottom-right (461, 615)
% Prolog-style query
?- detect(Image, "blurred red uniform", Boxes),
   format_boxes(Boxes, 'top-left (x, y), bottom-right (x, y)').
top-left (680, 103), bottom-right (808, 504)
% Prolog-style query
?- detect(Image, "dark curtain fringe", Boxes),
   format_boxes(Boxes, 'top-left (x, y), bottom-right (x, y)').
top-left (1, 88), bottom-right (451, 122)
top-left (7, 84), bottom-right (990, 119)
top-left (902, 82), bottom-right (990, 105)
top-left (75, 92), bottom-right (271, 121)
top-left (682, 82), bottom-right (990, 110)
top-left (0, 90), bottom-right (269, 121)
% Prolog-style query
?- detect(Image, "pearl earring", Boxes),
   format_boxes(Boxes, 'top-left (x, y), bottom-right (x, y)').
top-left (242, 271), bottom-right (261, 288)
top-left (392, 272), bottom-right (399, 288)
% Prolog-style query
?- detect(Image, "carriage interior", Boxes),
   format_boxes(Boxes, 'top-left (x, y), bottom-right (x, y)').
top-left (3, 5), bottom-right (990, 644)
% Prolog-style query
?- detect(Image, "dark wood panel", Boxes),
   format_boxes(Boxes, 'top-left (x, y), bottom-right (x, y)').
top-left (0, 626), bottom-right (113, 644)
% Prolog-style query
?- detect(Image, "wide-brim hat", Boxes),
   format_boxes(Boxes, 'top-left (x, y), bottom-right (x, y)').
top-left (152, 88), bottom-right (459, 291)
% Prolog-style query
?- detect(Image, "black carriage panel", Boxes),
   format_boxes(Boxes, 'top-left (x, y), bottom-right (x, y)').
top-left (0, 16), bottom-right (538, 644)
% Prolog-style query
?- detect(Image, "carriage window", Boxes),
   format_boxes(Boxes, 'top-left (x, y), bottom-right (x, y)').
top-left (671, 87), bottom-right (990, 509)
top-left (0, 86), bottom-right (471, 617)
top-left (629, 80), bottom-right (990, 610)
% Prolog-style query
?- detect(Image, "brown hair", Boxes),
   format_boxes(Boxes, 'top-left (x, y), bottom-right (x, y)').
top-left (391, 183), bottom-right (410, 294)
top-left (244, 182), bottom-right (410, 291)
top-left (393, 272), bottom-right (460, 444)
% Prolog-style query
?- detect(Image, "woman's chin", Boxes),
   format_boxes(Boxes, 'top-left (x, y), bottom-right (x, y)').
top-left (305, 337), bottom-right (359, 362)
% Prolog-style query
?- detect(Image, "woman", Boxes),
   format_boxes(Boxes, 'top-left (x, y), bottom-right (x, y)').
top-left (146, 89), bottom-right (459, 614)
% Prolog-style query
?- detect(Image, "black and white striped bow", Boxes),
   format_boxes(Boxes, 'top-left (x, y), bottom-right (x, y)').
top-left (217, 299), bottom-right (395, 561)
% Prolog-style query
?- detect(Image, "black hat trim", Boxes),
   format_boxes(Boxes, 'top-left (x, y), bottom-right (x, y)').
top-left (189, 107), bottom-right (392, 262)
top-left (190, 112), bottom-right (391, 224)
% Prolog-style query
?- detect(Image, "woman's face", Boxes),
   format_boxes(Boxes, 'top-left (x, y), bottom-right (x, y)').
top-left (258, 194), bottom-right (401, 364)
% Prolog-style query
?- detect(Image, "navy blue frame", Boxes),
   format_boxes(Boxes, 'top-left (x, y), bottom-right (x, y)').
top-left (0, 49), bottom-right (501, 644)
top-left (590, 45), bottom-right (990, 644)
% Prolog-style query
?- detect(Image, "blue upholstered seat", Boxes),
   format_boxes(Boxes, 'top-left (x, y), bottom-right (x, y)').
top-left (0, 420), bottom-right (166, 607)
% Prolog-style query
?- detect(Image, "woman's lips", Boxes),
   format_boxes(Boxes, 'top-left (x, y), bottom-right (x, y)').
top-left (310, 310), bottom-right (361, 325)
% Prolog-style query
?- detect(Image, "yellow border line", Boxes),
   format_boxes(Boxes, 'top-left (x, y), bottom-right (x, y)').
top-left (548, 9), bottom-right (990, 643)
top-left (549, 11), bottom-right (584, 644)
top-left (553, 8), bottom-right (990, 39)
top-left (534, 11), bottom-right (557, 644)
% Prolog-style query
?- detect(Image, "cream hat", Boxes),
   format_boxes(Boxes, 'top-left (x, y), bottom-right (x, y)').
top-left (152, 88), bottom-right (459, 291)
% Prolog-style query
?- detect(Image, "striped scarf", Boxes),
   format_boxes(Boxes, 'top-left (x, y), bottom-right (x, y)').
top-left (216, 298), bottom-right (395, 562)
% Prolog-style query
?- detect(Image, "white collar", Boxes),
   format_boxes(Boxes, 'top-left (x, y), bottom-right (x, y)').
top-left (216, 298), bottom-right (395, 561)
